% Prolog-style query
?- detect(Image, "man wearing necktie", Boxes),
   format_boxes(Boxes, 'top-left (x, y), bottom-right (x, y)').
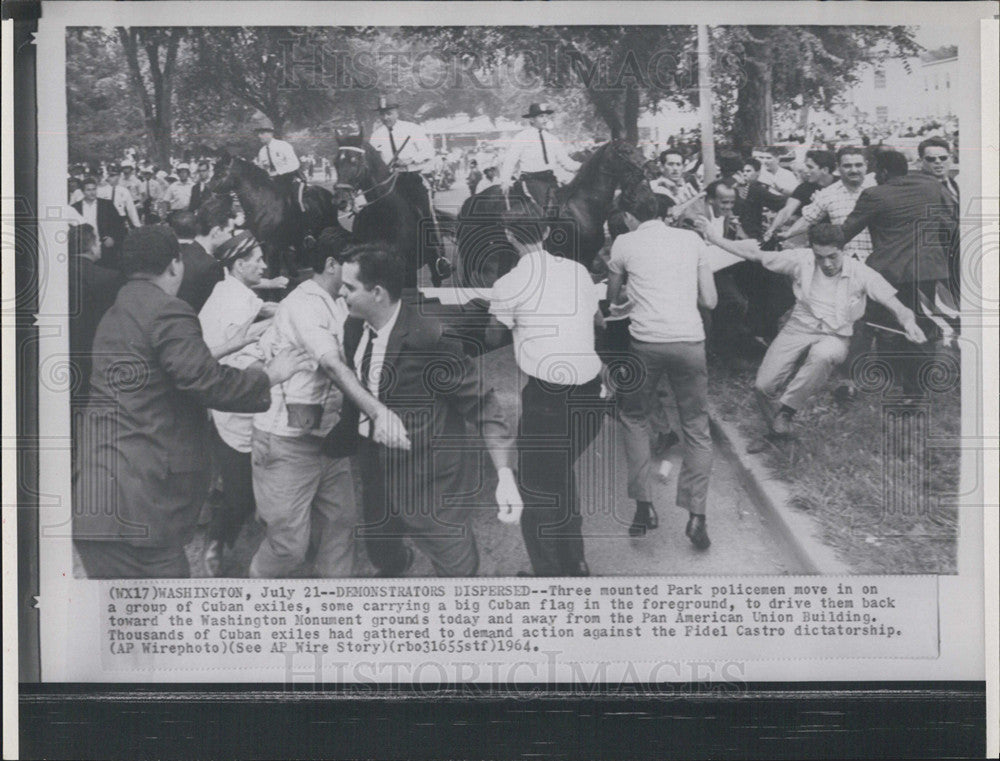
top-left (333, 244), bottom-right (522, 577)
top-left (369, 97), bottom-right (451, 279)
top-left (918, 137), bottom-right (961, 296)
top-left (253, 114), bottom-right (304, 211)
top-left (500, 103), bottom-right (581, 212)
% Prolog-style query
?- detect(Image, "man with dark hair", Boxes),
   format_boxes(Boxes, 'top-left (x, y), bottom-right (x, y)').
top-left (197, 231), bottom-right (276, 575)
top-left (170, 209), bottom-right (224, 312)
top-left (337, 244), bottom-right (521, 576)
top-left (68, 223), bottom-right (123, 406)
top-left (764, 150), bottom-right (837, 244)
top-left (701, 220), bottom-right (924, 440)
top-left (249, 231), bottom-right (410, 578)
top-left (73, 225), bottom-right (311, 578)
top-left (486, 198), bottom-right (609, 576)
top-left (779, 147), bottom-right (875, 263)
top-left (917, 136), bottom-right (960, 294)
top-left (839, 149), bottom-right (958, 395)
top-left (607, 187), bottom-right (718, 549)
top-left (651, 148), bottom-right (700, 216)
top-left (73, 177), bottom-right (126, 270)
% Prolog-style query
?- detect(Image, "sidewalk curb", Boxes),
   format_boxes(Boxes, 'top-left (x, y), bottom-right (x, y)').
top-left (709, 408), bottom-right (853, 576)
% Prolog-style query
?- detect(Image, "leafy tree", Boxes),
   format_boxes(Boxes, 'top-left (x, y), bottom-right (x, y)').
top-left (712, 25), bottom-right (920, 150)
top-left (66, 29), bottom-right (145, 165)
top-left (117, 27), bottom-right (185, 166)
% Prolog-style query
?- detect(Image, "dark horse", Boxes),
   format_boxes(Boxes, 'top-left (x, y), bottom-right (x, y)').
top-left (209, 151), bottom-right (341, 276)
top-left (332, 133), bottom-right (451, 289)
top-left (456, 139), bottom-right (647, 287)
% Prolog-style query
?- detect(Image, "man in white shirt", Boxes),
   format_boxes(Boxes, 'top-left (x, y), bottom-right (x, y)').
top-left (753, 147), bottom-right (799, 196)
top-left (701, 221), bottom-right (925, 442)
top-left (500, 103), bottom-right (581, 211)
top-left (120, 160), bottom-right (143, 204)
top-left (607, 191), bottom-right (718, 550)
top-left (369, 97), bottom-right (450, 278)
top-left (162, 163), bottom-right (195, 215)
top-left (254, 114), bottom-right (304, 210)
top-left (137, 164), bottom-right (164, 223)
top-left (487, 199), bottom-right (610, 576)
top-left (197, 232), bottom-right (275, 575)
top-left (97, 165), bottom-right (142, 229)
top-left (249, 232), bottom-right (411, 578)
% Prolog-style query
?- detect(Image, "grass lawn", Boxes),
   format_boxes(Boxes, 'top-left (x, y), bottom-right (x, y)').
top-left (707, 345), bottom-right (960, 574)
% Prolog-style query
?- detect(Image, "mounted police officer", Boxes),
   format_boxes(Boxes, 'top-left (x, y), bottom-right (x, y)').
top-left (253, 113), bottom-right (305, 211)
top-left (369, 96), bottom-right (450, 279)
top-left (500, 103), bottom-right (581, 211)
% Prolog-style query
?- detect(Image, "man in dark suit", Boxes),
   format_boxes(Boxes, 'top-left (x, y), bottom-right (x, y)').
top-left (840, 150), bottom-right (958, 395)
top-left (73, 225), bottom-right (310, 578)
top-left (169, 209), bottom-right (224, 313)
top-left (331, 244), bottom-right (522, 577)
top-left (72, 176), bottom-right (126, 270)
top-left (189, 161), bottom-right (213, 212)
top-left (67, 223), bottom-right (123, 406)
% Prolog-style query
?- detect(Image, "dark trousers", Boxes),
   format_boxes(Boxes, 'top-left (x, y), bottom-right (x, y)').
top-left (866, 279), bottom-right (944, 395)
top-left (209, 428), bottom-right (255, 548)
top-left (518, 374), bottom-right (608, 576)
top-left (520, 170), bottom-right (558, 213)
top-left (358, 437), bottom-right (479, 577)
top-left (75, 539), bottom-right (190, 579)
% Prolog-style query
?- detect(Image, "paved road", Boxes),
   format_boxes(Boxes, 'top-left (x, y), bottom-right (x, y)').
top-left (178, 341), bottom-right (801, 579)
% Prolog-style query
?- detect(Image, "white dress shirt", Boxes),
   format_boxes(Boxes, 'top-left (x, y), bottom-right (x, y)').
top-left (79, 198), bottom-right (100, 237)
top-left (162, 179), bottom-right (194, 212)
top-left (198, 274), bottom-right (266, 452)
top-left (501, 127), bottom-right (578, 182)
top-left (353, 300), bottom-right (402, 438)
top-left (97, 183), bottom-right (141, 226)
top-left (370, 120), bottom-right (434, 171)
top-left (256, 138), bottom-right (301, 176)
top-left (490, 247), bottom-right (602, 385)
top-left (254, 280), bottom-right (348, 439)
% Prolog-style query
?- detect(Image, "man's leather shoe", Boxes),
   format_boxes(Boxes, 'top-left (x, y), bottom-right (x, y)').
top-left (565, 560), bottom-right (590, 577)
top-left (770, 409), bottom-right (795, 437)
top-left (373, 546), bottom-right (414, 577)
top-left (629, 502), bottom-right (658, 537)
top-left (686, 514), bottom-right (711, 550)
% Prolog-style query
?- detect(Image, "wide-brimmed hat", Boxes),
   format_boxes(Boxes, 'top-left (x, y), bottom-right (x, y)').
top-left (522, 103), bottom-right (554, 119)
top-left (121, 159), bottom-right (136, 169)
top-left (175, 163), bottom-right (191, 173)
top-left (251, 112), bottom-right (275, 132)
top-left (374, 96), bottom-right (401, 113)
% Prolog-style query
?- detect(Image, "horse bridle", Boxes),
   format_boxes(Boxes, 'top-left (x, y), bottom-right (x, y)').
top-left (334, 146), bottom-right (402, 215)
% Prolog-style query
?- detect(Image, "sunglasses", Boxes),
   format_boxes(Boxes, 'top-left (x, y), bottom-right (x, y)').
top-left (922, 155), bottom-right (950, 163)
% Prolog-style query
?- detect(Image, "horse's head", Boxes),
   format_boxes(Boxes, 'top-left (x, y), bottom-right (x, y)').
top-left (607, 139), bottom-right (649, 186)
top-left (208, 150), bottom-right (236, 194)
top-left (332, 131), bottom-right (375, 210)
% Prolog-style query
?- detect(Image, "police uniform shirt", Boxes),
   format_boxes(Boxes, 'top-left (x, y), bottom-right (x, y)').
top-left (97, 183), bottom-right (140, 226)
top-left (370, 120), bottom-right (434, 171)
top-left (501, 127), bottom-right (577, 181)
top-left (256, 138), bottom-right (301, 176)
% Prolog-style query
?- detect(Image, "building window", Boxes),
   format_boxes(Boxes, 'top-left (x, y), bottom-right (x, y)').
top-left (876, 106), bottom-right (889, 124)
top-left (874, 69), bottom-right (887, 89)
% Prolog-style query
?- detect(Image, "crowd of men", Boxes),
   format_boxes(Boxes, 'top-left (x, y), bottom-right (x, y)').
top-left (67, 94), bottom-right (960, 579)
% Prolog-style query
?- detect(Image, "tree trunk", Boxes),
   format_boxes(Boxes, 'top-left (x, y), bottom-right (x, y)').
top-left (623, 85), bottom-right (639, 145)
top-left (732, 57), bottom-right (773, 151)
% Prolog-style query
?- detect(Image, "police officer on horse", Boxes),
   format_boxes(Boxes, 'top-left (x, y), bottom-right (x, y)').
top-left (500, 103), bottom-right (581, 212)
top-left (253, 113), bottom-right (306, 212)
top-left (369, 96), bottom-right (450, 279)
